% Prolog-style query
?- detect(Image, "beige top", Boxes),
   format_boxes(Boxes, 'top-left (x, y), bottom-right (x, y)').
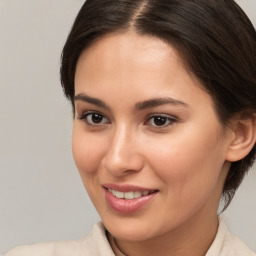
top-left (5, 218), bottom-right (256, 256)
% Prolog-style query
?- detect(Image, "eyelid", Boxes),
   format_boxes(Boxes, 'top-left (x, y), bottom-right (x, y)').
top-left (145, 113), bottom-right (178, 127)
top-left (77, 111), bottom-right (110, 126)
top-left (77, 110), bottom-right (100, 119)
top-left (76, 111), bottom-right (178, 128)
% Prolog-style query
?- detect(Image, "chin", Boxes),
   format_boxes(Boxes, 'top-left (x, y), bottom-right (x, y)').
top-left (100, 213), bottom-right (169, 242)
top-left (108, 225), bottom-right (156, 242)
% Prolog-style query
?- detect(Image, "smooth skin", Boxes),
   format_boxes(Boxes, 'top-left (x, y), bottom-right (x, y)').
top-left (72, 31), bottom-right (255, 256)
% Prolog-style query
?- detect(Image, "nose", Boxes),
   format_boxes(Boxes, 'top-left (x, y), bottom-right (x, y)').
top-left (103, 125), bottom-right (144, 176)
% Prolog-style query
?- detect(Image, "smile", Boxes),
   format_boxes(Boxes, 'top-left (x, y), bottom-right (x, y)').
top-left (107, 189), bottom-right (155, 199)
top-left (104, 185), bottom-right (158, 214)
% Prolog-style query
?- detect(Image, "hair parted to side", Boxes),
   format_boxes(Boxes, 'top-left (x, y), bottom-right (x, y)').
top-left (60, 0), bottom-right (256, 210)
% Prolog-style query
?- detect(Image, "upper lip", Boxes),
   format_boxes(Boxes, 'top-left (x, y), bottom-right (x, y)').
top-left (102, 183), bottom-right (157, 192)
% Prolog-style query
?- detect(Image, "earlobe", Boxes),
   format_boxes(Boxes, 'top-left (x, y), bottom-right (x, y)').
top-left (226, 114), bottom-right (256, 162)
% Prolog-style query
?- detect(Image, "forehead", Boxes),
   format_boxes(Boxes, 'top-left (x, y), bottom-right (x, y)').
top-left (77, 31), bottom-right (178, 65)
top-left (74, 31), bottom-right (213, 110)
top-left (75, 31), bottom-right (193, 89)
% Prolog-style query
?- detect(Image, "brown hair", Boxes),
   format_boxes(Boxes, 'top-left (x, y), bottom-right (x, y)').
top-left (60, 0), bottom-right (256, 209)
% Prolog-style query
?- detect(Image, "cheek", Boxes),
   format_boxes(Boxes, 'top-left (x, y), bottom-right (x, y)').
top-left (148, 139), bottom-right (224, 220)
top-left (72, 127), bottom-right (105, 176)
top-left (146, 125), bottom-right (226, 195)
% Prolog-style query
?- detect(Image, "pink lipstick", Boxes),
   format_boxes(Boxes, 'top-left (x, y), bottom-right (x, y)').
top-left (103, 184), bottom-right (158, 214)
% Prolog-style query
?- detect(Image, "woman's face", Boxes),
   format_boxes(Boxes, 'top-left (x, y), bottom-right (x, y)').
top-left (73, 32), bottom-right (232, 241)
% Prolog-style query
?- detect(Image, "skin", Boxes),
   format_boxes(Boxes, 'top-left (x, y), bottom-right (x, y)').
top-left (72, 31), bottom-right (235, 256)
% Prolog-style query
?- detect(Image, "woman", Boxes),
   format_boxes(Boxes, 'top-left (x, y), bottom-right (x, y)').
top-left (6, 0), bottom-right (256, 255)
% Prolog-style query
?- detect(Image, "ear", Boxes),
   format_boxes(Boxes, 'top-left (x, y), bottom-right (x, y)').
top-left (226, 113), bottom-right (256, 162)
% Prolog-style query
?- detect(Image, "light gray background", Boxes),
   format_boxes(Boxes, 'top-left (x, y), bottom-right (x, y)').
top-left (0, 0), bottom-right (255, 254)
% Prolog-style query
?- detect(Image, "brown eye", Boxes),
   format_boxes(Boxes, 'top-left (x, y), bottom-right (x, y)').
top-left (79, 112), bottom-right (109, 126)
top-left (90, 113), bottom-right (104, 124)
top-left (146, 115), bottom-right (176, 127)
top-left (153, 116), bottom-right (168, 126)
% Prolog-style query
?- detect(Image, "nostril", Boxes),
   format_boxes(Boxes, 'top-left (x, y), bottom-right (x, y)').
top-left (103, 151), bottom-right (144, 176)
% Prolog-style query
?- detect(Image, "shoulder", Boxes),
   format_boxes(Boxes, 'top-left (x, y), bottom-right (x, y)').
top-left (206, 217), bottom-right (256, 256)
top-left (4, 237), bottom-right (87, 256)
top-left (4, 222), bottom-right (115, 256)
top-left (224, 232), bottom-right (256, 256)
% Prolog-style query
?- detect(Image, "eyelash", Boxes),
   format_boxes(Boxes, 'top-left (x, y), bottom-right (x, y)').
top-left (77, 111), bottom-right (177, 128)
top-left (145, 114), bottom-right (177, 128)
top-left (77, 111), bottom-right (109, 127)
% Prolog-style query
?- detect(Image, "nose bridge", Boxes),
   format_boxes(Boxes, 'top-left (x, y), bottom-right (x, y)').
top-left (104, 123), bottom-right (143, 175)
top-left (111, 123), bottom-right (130, 158)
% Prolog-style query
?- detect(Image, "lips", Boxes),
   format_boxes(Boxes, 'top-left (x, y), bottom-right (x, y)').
top-left (103, 184), bottom-right (158, 214)
top-left (108, 189), bottom-right (155, 199)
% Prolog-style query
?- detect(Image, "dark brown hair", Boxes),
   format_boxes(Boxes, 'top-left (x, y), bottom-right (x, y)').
top-left (60, 0), bottom-right (256, 209)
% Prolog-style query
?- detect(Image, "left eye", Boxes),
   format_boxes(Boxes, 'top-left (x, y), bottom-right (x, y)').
top-left (146, 115), bottom-right (176, 127)
top-left (80, 112), bottom-right (109, 126)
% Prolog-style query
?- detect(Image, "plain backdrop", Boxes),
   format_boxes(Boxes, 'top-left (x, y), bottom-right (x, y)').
top-left (0, 0), bottom-right (256, 253)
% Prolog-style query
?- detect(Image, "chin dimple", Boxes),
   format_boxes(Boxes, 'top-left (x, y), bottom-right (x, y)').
top-left (108, 189), bottom-right (154, 199)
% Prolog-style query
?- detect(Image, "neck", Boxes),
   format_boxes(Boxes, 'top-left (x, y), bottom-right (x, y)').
top-left (113, 163), bottom-right (229, 256)
top-left (114, 210), bottom-right (219, 256)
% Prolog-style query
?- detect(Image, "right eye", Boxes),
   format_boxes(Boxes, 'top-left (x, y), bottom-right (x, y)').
top-left (78, 112), bottom-right (110, 126)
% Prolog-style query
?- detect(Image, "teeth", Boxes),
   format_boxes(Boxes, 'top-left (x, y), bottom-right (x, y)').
top-left (142, 191), bottom-right (149, 196)
top-left (134, 191), bottom-right (142, 198)
top-left (124, 191), bottom-right (134, 199)
top-left (115, 191), bottom-right (124, 199)
top-left (108, 189), bottom-right (153, 199)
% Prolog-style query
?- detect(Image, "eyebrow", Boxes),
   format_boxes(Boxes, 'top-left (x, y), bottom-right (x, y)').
top-left (74, 93), bottom-right (109, 109)
top-left (74, 93), bottom-right (188, 110)
top-left (135, 97), bottom-right (188, 110)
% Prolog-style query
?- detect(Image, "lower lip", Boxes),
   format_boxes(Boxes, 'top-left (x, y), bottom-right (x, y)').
top-left (104, 188), bottom-right (158, 214)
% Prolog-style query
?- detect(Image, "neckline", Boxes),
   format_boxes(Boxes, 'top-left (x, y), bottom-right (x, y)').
top-left (107, 231), bottom-right (127, 256)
